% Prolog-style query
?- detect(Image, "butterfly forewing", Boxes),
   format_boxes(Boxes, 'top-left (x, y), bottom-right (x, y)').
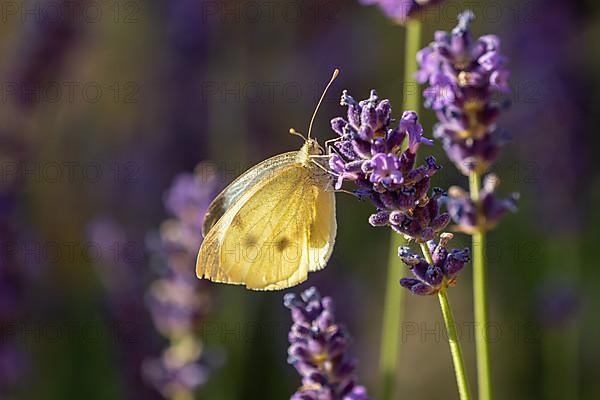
top-left (202, 152), bottom-right (298, 236)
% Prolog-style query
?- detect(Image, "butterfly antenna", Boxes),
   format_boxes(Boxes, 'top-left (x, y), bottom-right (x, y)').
top-left (308, 68), bottom-right (340, 140)
top-left (289, 128), bottom-right (307, 141)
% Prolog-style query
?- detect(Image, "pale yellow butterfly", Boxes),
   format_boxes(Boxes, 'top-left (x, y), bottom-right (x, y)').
top-left (196, 69), bottom-right (340, 290)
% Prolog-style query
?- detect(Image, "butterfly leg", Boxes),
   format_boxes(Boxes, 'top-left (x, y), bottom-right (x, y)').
top-left (308, 155), bottom-right (339, 176)
top-left (324, 136), bottom-right (342, 149)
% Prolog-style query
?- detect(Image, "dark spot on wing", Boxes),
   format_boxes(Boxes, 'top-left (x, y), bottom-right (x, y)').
top-left (276, 237), bottom-right (290, 251)
top-left (244, 235), bottom-right (257, 247)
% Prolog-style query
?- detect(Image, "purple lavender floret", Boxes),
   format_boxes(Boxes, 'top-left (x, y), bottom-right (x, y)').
top-left (359, 0), bottom-right (445, 24)
top-left (446, 174), bottom-right (518, 234)
top-left (330, 90), bottom-right (448, 242)
top-left (368, 153), bottom-right (403, 189)
top-left (399, 233), bottom-right (470, 295)
top-left (285, 287), bottom-right (370, 400)
top-left (416, 11), bottom-right (510, 175)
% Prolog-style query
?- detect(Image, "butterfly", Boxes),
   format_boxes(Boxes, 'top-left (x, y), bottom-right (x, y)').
top-left (196, 70), bottom-right (340, 290)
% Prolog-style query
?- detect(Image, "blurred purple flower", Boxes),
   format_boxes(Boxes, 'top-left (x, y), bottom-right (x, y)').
top-left (164, 173), bottom-right (213, 229)
top-left (417, 11), bottom-right (510, 175)
top-left (0, 1), bottom-right (88, 394)
top-left (143, 165), bottom-right (219, 399)
top-left (87, 219), bottom-right (163, 400)
top-left (0, 345), bottom-right (28, 389)
top-left (8, 0), bottom-right (84, 110)
top-left (163, 0), bottom-right (213, 168)
top-left (446, 174), bottom-right (518, 234)
top-left (399, 233), bottom-right (470, 295)
top-left (142, 337), bottom-right (210, 400)
top-left (87, 219), bottom-right (139, 291)
top-left (285, 287), bottom-right (370, 400)
top-left (0, 223), bottom-right (28, 396)
top-left (505, 0), bottom-right (587, 235)
top-left (329, 90), bottom-right (448, 242)
top-left (143, 2), bottom-right (218, 393)
top-left (535, 283), bottom-right (581, 328)
top-left (147, 275), bottom-right (210, 339)
top-left (360, 0), bottom-right (445, 24)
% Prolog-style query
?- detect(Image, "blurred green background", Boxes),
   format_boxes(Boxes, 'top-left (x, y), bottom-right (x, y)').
top-left (0, 0), bottom-right (598, 399)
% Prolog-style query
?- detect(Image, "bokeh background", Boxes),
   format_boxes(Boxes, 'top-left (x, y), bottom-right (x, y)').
top-left (0, 0), bottom-right (598, 399)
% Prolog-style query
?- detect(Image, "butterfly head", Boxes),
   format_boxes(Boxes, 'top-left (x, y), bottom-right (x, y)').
top-left (297, 138), bottom-right (324, 166)
top-left (304, 138), bottom-right (323, 155)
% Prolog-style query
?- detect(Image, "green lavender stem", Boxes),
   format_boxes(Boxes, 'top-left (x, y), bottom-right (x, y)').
top-left (378, 19), bottom-right (422, 400)
top-left (402, 19), bottom-right (422, 112)
top-left (420, 242), bottom-right (471, 400)
top-left (469, 170), bottom-right (492, 400)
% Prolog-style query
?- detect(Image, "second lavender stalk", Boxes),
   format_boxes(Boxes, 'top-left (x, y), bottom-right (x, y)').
top-left (416, 11), bottom-right (518, 400)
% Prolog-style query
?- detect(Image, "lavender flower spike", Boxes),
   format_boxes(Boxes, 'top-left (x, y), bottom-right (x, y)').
top-left (330, 90), bottom-right (447, 242)
top-left (359, 0), bottom-right (445, 24)
top-left (417, 10), bottom-right (510, 175)
top-left (143, 164), bottom-right (220, 398)
top-left (285, 287), bottom-right (370, 400)
top-left (399, 233), bottom-right (470, 295)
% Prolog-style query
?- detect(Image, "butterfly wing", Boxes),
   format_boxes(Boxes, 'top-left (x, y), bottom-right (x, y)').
top-left (308, 186), bottom-right (336, 272)
top-left (202, 152), bottom-right (298, 236)
top-left (197, 164), bottom-right (336, 290)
